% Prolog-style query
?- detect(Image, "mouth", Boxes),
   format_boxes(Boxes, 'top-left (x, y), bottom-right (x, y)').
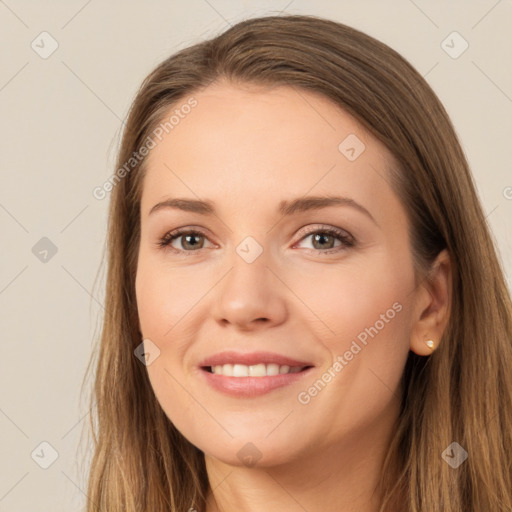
top-left (202, 363), bottom-right (313, 377)
top-left (197, 351), bottom-right (315, 397)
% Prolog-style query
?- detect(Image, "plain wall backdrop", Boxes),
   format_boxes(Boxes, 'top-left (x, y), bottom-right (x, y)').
top-left (1, 1), bottom-right (511, 510)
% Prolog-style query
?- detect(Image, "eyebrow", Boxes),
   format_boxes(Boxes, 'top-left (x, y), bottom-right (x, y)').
top-left (148, 195), bottom-right (378, 226)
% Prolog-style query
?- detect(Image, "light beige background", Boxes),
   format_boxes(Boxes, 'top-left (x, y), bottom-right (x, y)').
top-left (1, 1), bottom-right (511, 510)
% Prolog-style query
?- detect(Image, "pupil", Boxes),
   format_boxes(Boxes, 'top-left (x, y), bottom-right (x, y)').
top-left (185, 234), bottom-right (201, 249)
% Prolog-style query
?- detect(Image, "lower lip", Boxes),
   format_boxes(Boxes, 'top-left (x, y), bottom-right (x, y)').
top-left (200, 367), bottom-right (314, 397)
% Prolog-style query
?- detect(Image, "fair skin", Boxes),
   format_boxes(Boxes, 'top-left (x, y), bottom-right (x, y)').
top-left (135, 80), bottom-right (451, 512)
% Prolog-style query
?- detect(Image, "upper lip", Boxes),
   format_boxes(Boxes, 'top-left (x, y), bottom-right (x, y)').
top-left (199, 351), bottom-right (314, 368)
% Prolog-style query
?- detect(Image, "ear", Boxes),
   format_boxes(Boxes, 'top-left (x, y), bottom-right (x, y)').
top-left (410, 249), bottom-right (452, 356)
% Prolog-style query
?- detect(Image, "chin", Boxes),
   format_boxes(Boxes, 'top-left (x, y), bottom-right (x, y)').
top-left (203, 441), bottom-right (298, 469)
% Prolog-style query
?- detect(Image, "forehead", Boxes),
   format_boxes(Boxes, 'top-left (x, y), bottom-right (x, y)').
top-left (140, 82), bottom-right (397, 218)
top-left (149, 81), bottom-right (375, 158)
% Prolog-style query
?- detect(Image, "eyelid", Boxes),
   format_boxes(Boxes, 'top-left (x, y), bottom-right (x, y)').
top-left (294, 223), bottom-right (354, 242)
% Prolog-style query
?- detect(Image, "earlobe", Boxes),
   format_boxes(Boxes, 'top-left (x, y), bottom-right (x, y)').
top-left (409, 249), bottom-right (452, 356)
top-left (411, 337), bottom-right (438, 356)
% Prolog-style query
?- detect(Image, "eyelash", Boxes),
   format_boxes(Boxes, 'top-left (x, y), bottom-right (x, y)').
top-left (156, 225), bottom-right (355, 257)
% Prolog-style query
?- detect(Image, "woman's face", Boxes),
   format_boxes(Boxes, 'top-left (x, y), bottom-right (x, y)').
top-left (135, 81), bottom-right (421, 467)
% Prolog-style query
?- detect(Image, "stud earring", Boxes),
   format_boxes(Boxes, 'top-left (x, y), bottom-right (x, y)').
top-left (425, 339), bottom-right (435, 349)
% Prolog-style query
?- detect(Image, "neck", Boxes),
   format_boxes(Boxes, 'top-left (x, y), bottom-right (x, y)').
top-left (203, 398), bottom-right (401, 512)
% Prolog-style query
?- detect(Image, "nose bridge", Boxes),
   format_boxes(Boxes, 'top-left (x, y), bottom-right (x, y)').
top-left (212, 235), bottom-right (287, 328)
top-left (237, 237), bottom-right (268, 282)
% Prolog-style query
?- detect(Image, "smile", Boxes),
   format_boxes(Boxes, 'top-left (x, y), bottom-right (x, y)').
top-left (207, 363), bottom-right (308, 377)
top-left (198, 351), bottom-right (315, 397)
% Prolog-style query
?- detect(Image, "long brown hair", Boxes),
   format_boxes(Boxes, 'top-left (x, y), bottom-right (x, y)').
top-left (83, 14), bottom-right (512, 511)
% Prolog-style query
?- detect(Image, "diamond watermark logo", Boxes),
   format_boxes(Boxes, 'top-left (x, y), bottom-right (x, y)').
top-left (31, 441), bottom-right (59, 469)
top-left (236, 442), bottom-right (262, 467)
top-left (32, 237), bottom-right (58, 263)
top-left (442, 441), bottom-right (468, 468)
top-left (236, 236), bottom-right (263, 264)
top-left (134, 338), bottom-right (161, 366)
top-left (441, 31), bottom-right (469, 59)
top-left (31, 31), bottom-right (59, 59)
top-left (338, 134), bottom-right (366, 161)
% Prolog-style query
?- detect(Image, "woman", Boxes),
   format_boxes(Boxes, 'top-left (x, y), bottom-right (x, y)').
top-left (84, 14), bottom-right (512, 512)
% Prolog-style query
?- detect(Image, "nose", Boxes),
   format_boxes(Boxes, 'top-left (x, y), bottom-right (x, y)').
top-left (211, 250), bottom-right (288, 331)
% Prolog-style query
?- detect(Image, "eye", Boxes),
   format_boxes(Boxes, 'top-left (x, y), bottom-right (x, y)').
top-left (156, 225), bottom-right (355, 256)
top-left (157, 228), bottom-right (213, 254)
top-left (293, 225), bottom-right (355, 255)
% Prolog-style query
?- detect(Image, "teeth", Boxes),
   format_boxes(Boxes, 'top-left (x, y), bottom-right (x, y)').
top-left (210, 363), bottom-right (305, 377)
top-left (233, 364), bottom-right (248, 377)
top-left (249, 364), bottom-right (266, 377)
top-left (267, 363), bottom-right (279, 376)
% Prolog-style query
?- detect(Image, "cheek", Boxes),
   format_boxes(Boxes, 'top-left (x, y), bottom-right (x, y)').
top-left (296, 253), bottom-right (414, 408)
top-left (303, 254), bottom-right (413, 414)
top-left (135, 261), bottom-right (202, 435)
top-left (136, 273), bottom-right (171, 337)
top-left (135, 256), bottom-right (213, 403)
top-left (135, 255), bottom-right (206, 339)
top-left (294, 252), bottom-right (412, 349)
